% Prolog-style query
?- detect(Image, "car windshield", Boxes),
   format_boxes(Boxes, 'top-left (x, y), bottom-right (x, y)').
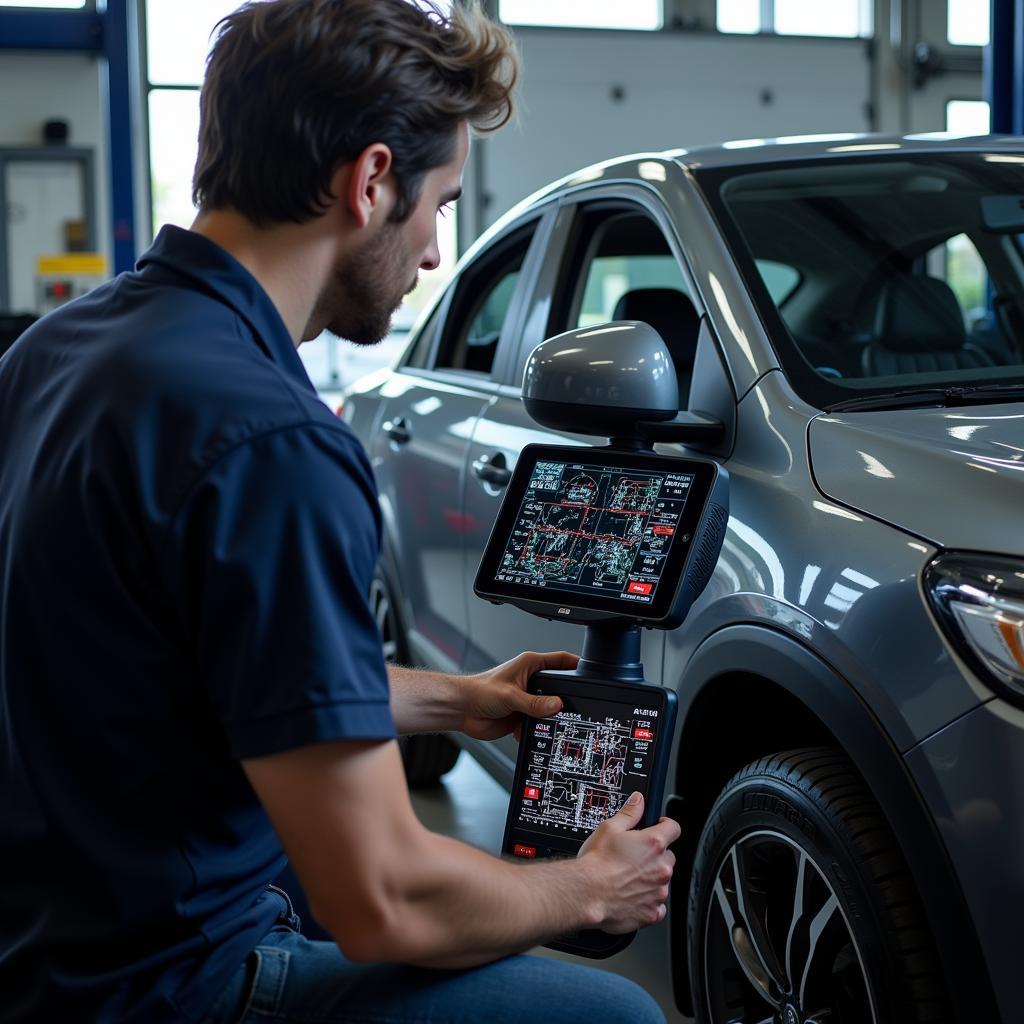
top-left (701, 152), bottom-right (1024, 409)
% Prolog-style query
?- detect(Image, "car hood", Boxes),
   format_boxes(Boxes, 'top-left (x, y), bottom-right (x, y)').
top-left (808, 404), bottom-right (1024, 555)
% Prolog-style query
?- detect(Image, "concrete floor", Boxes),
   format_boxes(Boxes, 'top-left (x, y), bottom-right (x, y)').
top-left (409, 751), bottom-right (692, 1023)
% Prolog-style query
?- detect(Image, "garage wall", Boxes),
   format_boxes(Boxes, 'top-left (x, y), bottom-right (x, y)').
top-left (0, 53), bottom-right (113, 278)
top-left (468, 29), bottom-right (872, 236)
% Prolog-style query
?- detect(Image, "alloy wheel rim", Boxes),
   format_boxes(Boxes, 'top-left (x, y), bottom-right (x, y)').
top-left (702, 829), bottom-right (878, 1024)
top-left (368, 577), bottom-right (399, 662)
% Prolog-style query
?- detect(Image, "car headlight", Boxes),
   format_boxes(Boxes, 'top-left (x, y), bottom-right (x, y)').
top-left (925, 553), bottom-right (1024, 706)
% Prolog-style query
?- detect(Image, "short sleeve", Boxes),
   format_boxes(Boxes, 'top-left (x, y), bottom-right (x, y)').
top-left (163, 423), bottom-right (395, 759)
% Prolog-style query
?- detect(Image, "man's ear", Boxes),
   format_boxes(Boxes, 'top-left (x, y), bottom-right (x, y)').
top-left (335, 144), bottom-right (396, 228)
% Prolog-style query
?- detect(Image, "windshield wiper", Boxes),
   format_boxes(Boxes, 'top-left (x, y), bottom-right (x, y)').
top-left (825, 383), bottom-right (1024, 413)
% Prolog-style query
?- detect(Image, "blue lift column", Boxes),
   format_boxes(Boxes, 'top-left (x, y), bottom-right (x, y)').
top-left (987, 0), bottom-right (1024, 133)
top-left (0, 2), bottom-right (139, 276)
top-left (100, 0), bottom-right (139, 276)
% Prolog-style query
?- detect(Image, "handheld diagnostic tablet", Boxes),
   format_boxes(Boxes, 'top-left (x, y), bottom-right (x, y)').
top-left (474, 443), bottom-right (728, 958)
top-left (474, 444), bottom-right (728, 628)
top-left (502, 671), bottom-right (677, 958)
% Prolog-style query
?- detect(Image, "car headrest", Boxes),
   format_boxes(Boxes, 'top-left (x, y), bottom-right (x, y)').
top-left (611, 288), bottom-right (700, 372)
top-left (873, 274), bottom-right (967, 352)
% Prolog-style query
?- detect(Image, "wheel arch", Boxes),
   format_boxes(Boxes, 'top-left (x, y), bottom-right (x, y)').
top-left (667, 624), bottom-right (996, 1023)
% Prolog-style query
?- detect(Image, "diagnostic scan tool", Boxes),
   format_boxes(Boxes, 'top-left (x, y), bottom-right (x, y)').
top-left (475, 441), bottom-right (727, 957)
top-left (475, 446), bottom-right (727, 629)
top-left (472, 320), bottom-right (730, 958)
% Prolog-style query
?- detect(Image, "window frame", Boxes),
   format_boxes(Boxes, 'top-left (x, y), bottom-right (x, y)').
top-left (506, 189), bottom-right (704, 390)
top-left (506, 186), bottom-right (705, 403)
top-left (542, 192), bottom-right (701, 341)
top-left (565, 211), bottom-right (692, 333)
top-left (433, 228), bottom-right (534, 377)
top-left (400, 208), bottom-right (557, 387)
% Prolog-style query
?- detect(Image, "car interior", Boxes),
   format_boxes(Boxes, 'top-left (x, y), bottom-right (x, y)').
top-left (556, 210), bottom-right (701, 409)
top-left (717, 159), bottom-right (1024, 386)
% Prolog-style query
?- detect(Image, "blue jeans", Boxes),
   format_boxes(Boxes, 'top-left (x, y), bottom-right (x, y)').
top-left (200, 925), bottom-right (666, 1024)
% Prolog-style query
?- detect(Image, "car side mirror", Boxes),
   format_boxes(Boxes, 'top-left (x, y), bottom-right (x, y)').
top-left (522, 321), bottom-right (725, 447)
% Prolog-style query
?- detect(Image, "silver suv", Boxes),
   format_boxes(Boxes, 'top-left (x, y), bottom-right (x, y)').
top-left (342, 135), bottom-right (1024, 1024)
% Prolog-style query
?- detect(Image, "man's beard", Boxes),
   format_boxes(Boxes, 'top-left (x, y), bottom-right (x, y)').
top-left (311, 223), bottom-right (417, 346)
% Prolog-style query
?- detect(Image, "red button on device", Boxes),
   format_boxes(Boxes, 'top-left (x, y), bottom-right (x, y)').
top-left (523, 786), bottom-right (541, 800)
top-left (634, 727), bottom-right (654, 741)
top-left (627, 581), bottom-right (653, 596)
top-left (513, 844), bottom-right (537, 858)
top-left (652, 525), bottom-right (675, 536)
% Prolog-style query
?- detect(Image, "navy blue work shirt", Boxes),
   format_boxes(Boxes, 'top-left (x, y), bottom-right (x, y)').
top-left (0, 226), bottom-right (395, 1022)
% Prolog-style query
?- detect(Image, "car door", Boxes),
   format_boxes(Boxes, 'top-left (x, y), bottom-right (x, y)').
top-left (463, 193), bottom-right (700, 682)
top-left (369, 213), bottom-right (550, 674)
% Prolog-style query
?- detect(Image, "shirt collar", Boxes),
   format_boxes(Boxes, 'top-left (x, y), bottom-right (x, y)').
top-left (137, 225), bottom-right (315, 391)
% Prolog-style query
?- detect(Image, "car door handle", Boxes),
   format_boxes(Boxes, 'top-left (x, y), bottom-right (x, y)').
top-left (382, 417), bottom-right (411, 445)
top-left (473, 452), bottom-right (511, 488)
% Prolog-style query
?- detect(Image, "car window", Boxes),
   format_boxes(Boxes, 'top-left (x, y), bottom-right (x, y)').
top-left (577, 254), bottom-right (689, 327)
top-left (704, 156), bottom-right (1024, 408)
top-left (924, 233), bottom-right (988, 328)
top-left (403, 301), bottom-right (444, 370)
top-left (551, 208), bottom-right (699, 410)
top-left (569, 214), bottom-right (690, 330)
top-left (756, 259), bottom-right (801, 306)
top-left (467, 270), bottom-right (520, 342)
top-left (434, 223), bottom-right (536, 377)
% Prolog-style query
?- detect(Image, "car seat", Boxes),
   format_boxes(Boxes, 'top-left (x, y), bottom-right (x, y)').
top-left (862, 273), bottom-right (995, 376)
top-left (612, 288), bottom-right (701, 408)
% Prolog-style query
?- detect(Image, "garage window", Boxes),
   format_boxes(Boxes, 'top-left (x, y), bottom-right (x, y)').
top-left (499, 0), bottom-right (661, 30)
top-left (947, 0), bottom-right (989, 46)
top-left (946, 100), bottom-right (991, 136)
top-left (718, 0), bottom-right (872, 37)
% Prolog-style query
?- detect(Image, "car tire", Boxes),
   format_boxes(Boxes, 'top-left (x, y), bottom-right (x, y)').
top-left (688, 747), bottom-right (949, 1024)
top-left (369, 567), bottom-right (461, 789)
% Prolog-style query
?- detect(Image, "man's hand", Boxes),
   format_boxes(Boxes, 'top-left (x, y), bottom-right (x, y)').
top-left (578, 793), bottom-right (680, 933)
top-left (458, 650), bottom-right (578, 741)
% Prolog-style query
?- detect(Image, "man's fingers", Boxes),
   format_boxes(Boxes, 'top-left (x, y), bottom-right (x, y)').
top-left (519, 650), bottom-right (578, 675)
top-left (542, 650), bottom-right (579, 671)
top-left (520, 690), bottom-right (563, 719)
top-left (601, 791), bottom-right (644, 832)
top-left (653, 816), bottom-right (682, 846)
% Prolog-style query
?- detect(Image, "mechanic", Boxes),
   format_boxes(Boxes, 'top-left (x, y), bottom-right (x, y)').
top-left (0, 2), bottom-right (680, 1022)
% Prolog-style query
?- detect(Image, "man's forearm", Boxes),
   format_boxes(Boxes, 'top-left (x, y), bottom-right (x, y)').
top-left (344, 828), bottom-right (604, 966)
top-left (387, 664), bottom-right (465, 735)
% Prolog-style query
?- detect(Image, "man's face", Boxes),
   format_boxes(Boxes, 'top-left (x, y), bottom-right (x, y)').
top-left (312, 123), bottom-right (469, 345)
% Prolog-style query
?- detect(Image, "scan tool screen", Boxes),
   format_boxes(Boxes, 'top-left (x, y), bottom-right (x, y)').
top-left (475, 445), bottom-right (720, 622)
top-left (513, 692), bottom-right (662, 841)
top-left (495, 458), bottom-right (692, 607)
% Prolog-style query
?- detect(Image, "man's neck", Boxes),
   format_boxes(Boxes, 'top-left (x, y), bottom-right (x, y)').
top-left (190, 209), bottom-right (335, 346)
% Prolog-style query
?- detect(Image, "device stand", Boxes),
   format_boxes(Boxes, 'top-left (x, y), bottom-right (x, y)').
top-left (577, 622), bottom-right (644, 682)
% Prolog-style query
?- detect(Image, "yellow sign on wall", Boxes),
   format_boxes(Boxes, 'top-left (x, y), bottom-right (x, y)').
top-left (36, 254), bottom-right (108, 276)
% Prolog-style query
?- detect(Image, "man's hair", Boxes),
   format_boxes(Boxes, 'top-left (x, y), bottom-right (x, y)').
top-left (193, 0), bottom-right (517, 225)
